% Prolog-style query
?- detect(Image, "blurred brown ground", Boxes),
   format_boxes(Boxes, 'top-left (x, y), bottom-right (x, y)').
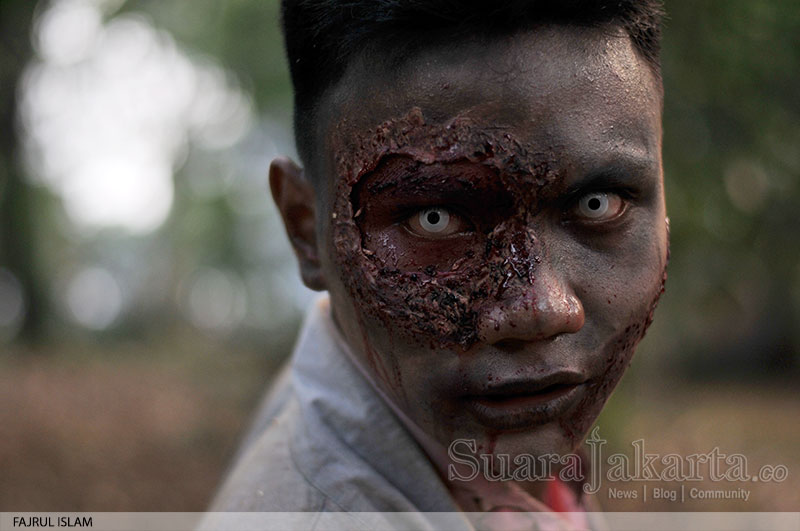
top-left (594, 380), bottom-right (800, 511)
top-left (0, 337), bottom-right (279, 511)
top-left (0, 341), bottom-right (797, 512)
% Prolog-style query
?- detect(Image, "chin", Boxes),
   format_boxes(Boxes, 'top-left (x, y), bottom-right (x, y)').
top-left (445, 422), bottom-right (587, 484)
top-left (492, 422), bottom-right (580, 458)
top-left (444, 420), bottom-right (584, 462)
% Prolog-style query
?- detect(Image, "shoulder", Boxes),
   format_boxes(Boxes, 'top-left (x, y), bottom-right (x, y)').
top-left (207, 396), bottom-right (335, 512)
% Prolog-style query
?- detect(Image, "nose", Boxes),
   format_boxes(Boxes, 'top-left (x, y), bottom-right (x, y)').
top-left (476, 265), bottom-right (585, 345)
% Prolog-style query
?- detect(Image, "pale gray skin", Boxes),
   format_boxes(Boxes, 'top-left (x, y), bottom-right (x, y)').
top-left (271, 25), bottom-right (667, 502)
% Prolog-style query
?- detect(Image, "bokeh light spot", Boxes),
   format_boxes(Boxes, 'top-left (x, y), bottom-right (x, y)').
top-left (66, 267), bottom-right (124, 330)
top-left (181, 268), bottom-right (247, 334)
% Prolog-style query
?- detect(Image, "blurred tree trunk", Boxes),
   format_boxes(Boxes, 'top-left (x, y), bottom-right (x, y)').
top-left (0, 0), bottom-right (43, 342)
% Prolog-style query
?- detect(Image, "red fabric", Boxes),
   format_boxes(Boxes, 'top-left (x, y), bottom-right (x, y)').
top-left (543, 477), bottom-right (583, 513)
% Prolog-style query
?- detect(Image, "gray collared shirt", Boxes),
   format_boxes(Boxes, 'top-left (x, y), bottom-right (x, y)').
top-left (203, 296), bottom-right (597, 531)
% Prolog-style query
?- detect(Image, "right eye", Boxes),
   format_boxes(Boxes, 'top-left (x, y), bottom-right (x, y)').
top-left (406, 207), bottom-right (470, 238)
top-left (569, 191), bottom-right (626, 224)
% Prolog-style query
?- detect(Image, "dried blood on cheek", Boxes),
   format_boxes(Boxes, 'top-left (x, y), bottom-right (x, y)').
top-left (330, 107), bottom-right (560, 350)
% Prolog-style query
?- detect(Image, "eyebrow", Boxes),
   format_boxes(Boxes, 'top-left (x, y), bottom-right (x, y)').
top-left (364, 157), bottom-right (498, 191)
top-left (563, 154), bottom-right (659, 198)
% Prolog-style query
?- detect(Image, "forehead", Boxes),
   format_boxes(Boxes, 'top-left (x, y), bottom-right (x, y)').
top-left (316, 25), bottom-right (662, 186)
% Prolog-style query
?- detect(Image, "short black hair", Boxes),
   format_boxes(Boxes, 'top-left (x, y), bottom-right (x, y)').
top-left (281, 0), bottom-right (664, 168)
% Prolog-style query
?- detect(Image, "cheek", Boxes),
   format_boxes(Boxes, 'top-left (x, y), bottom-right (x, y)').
top-left (332, 219), bottom-right (482, 351)
top-left (361, 224), bottom-right (481, 271)
top-left (560, 244), bottom-right (668, 447)
top-left (571, 210), bottom-right (668, 321)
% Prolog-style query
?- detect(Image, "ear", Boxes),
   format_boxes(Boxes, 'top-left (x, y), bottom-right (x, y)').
top-left (269, 157), bottom-right (327, 291)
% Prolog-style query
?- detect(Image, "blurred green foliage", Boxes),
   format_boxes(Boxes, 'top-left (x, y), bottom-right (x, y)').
top-left (123, 0), bottom-right (292, 113)
top-left (0, 0), bottom-right (43, 341)
top-left (658, 1), bottom-right (799, 378)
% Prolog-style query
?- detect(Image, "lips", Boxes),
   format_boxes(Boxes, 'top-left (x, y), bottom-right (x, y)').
top-left (462, 371), bottom-right (587, 430)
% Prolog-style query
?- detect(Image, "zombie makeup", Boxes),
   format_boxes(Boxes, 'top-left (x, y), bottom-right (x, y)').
top-left (332, 107), bottom-right (572, 350)
top-left (327, 105), bottom-right (667, 448)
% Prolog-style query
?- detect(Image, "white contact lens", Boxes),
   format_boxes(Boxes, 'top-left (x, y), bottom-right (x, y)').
top-left (419, 208), bottom-right (450, 233)
top-left (578, 193), bottom-right (610, 219)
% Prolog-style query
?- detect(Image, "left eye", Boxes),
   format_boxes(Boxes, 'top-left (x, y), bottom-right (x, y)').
top-left (573, 192), bottom-right (624, 221)
top-left (407, 207), bottom-right (469, 237)
top-left (419, 208), bottom-right (450, 232)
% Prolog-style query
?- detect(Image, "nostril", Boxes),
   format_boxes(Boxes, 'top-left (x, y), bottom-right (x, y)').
top-left (492, 338), bottom-right (529, 351)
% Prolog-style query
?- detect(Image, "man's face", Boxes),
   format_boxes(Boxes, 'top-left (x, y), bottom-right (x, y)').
top-left (311, 26), bottom-right (667, 459)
